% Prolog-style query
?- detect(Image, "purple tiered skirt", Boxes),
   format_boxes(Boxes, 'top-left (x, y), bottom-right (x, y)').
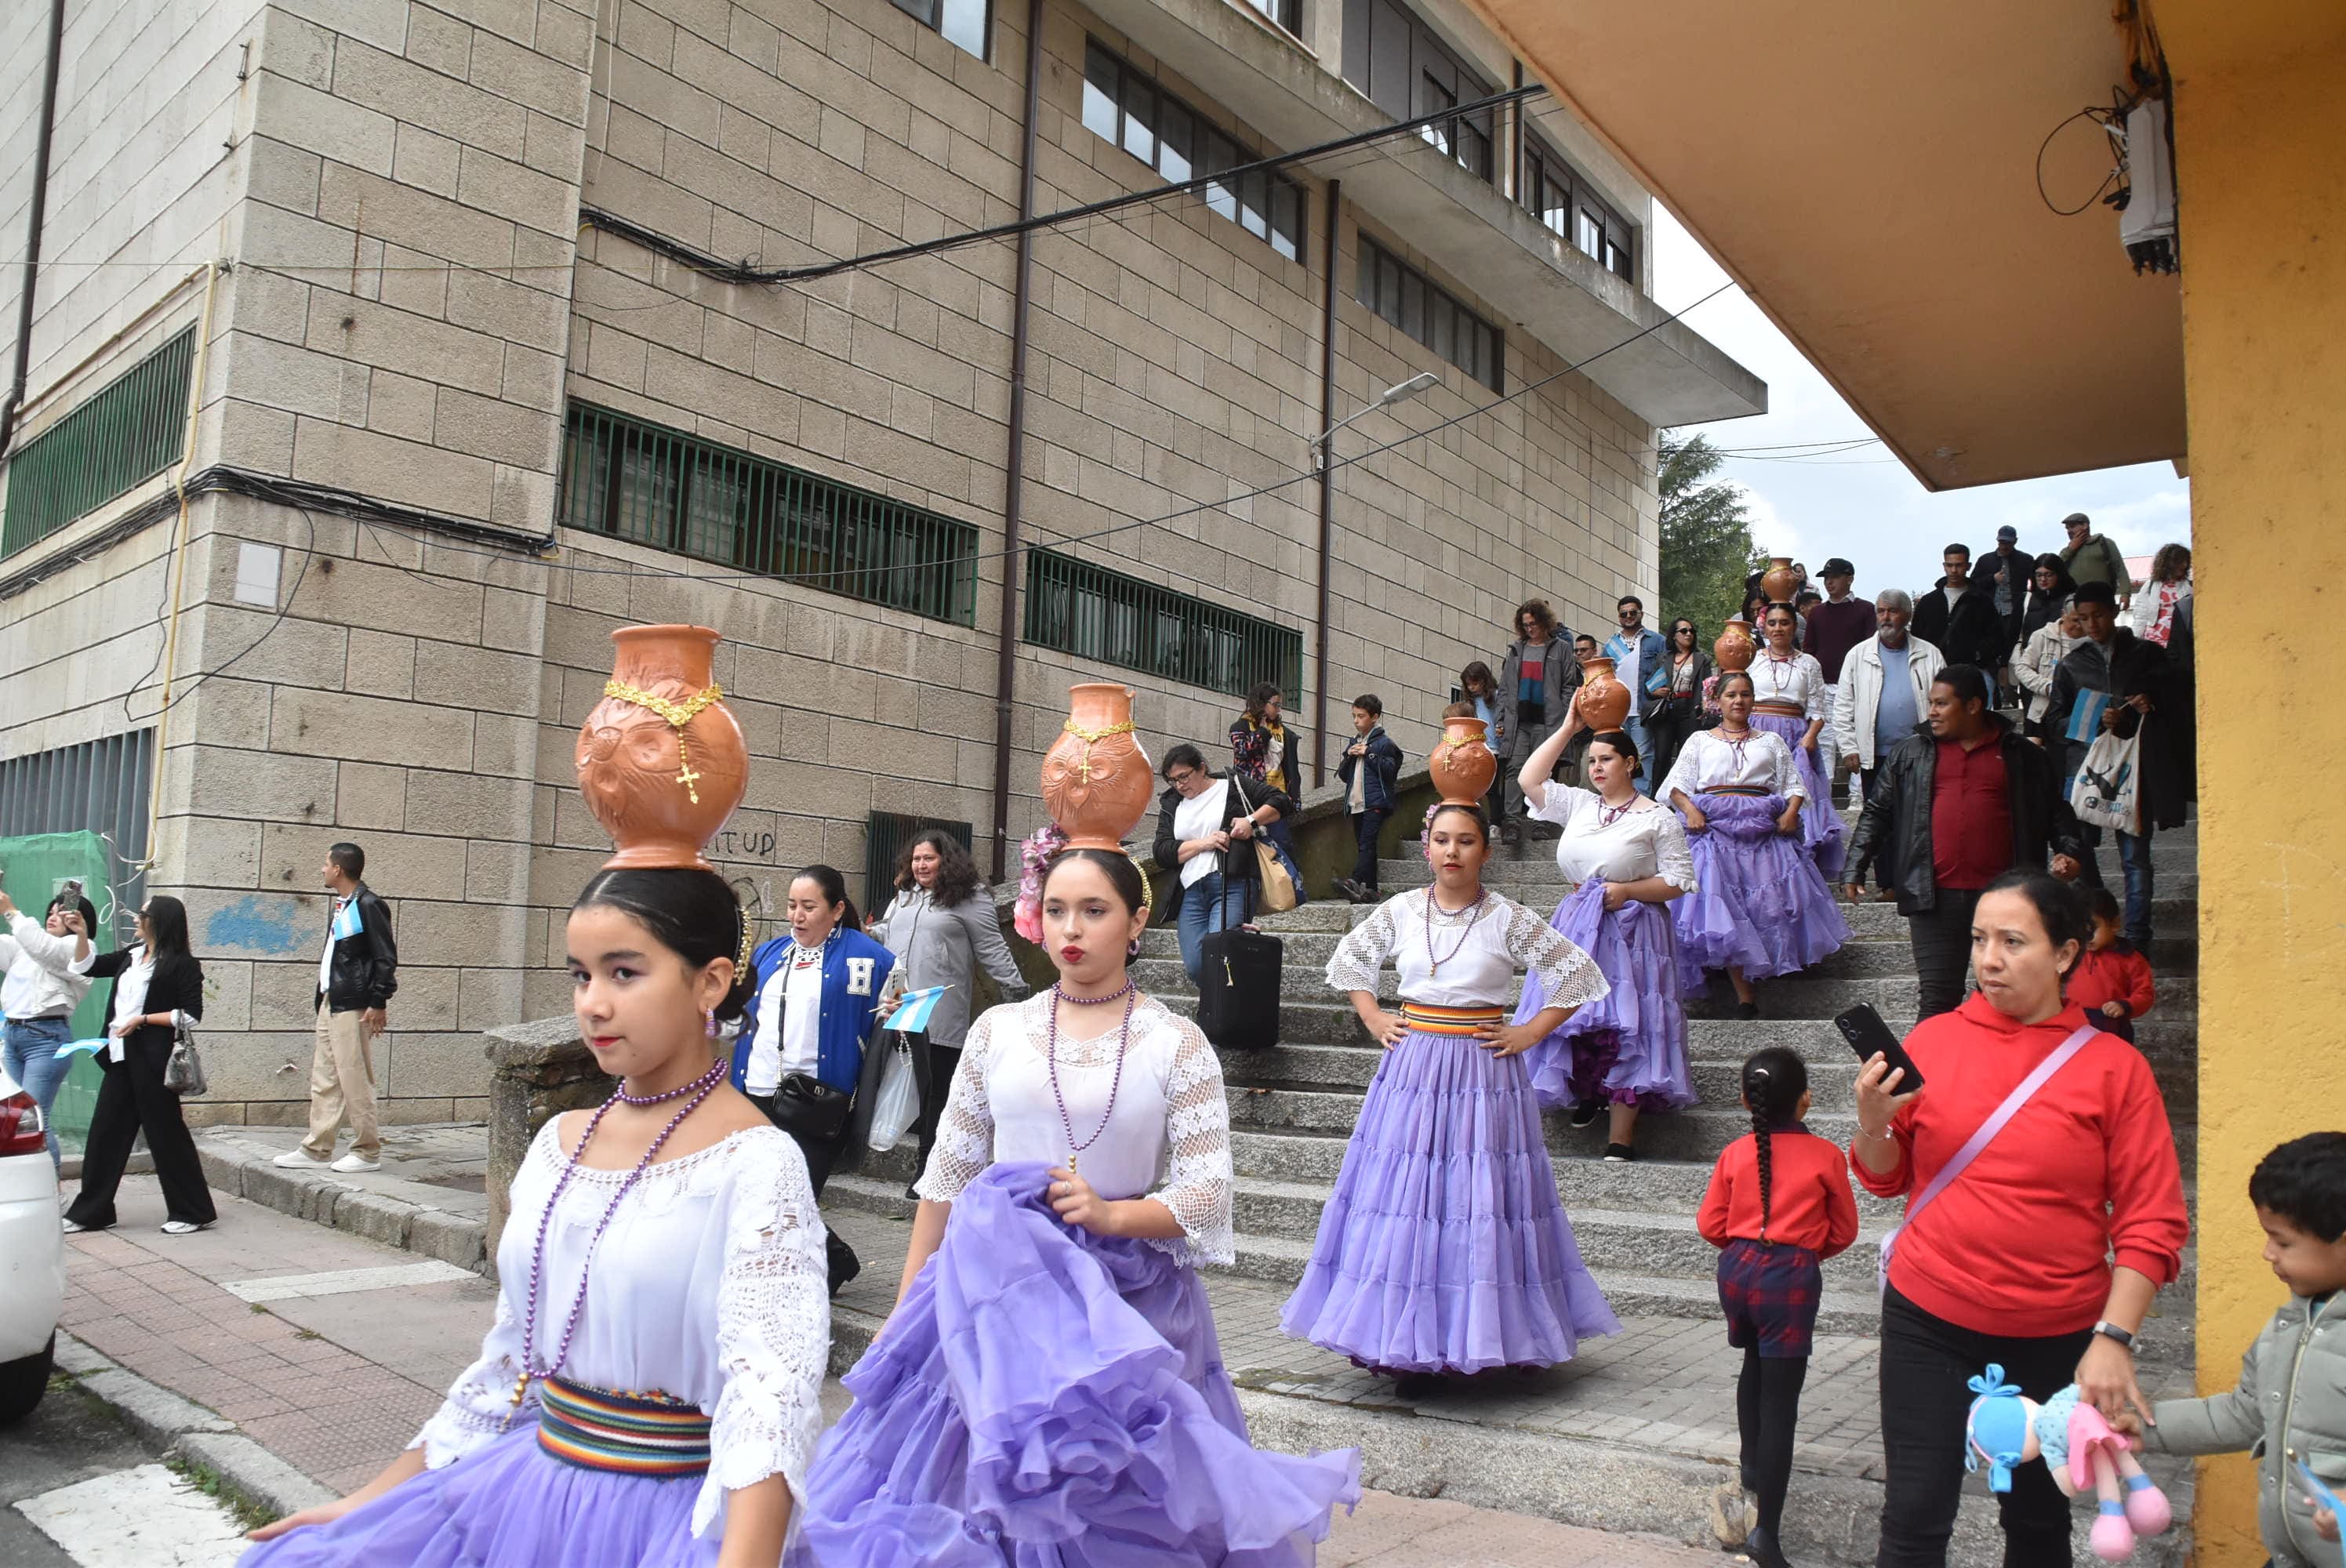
top-left (1749, 711), bottom-right (1846, 877)
top-left (1513, 880), bottom-right (1696, 1113)
top-left (792, 1163), bottom-right (1359, 1567)
top-left (1672, 793), bottom-right (1851, 985)
top-left (1278, 1025), bottom-right (1621, 1375)
top-left (239, 1424), bottom-right (721, 1566)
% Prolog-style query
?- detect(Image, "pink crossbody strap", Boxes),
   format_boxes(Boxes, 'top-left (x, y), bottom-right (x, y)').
top-left (1878, 1024), bottom-right (2097, 1296)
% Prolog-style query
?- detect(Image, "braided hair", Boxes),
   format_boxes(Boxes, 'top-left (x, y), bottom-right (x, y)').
top-left (1741, 1046), bottom-right (1808, 1241)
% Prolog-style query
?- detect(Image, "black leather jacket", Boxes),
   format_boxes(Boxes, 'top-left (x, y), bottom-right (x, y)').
top-left (318, 883), bottom-right (399, 1012)
top-left (1845, 717), bottom-right (2084, 913)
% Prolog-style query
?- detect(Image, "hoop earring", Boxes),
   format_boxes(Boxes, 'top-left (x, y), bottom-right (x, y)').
top-left (1128, 937), bottom-right (1142, 958)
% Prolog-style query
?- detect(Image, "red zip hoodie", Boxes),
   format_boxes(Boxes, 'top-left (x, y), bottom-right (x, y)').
top-left (1850, 994), bottom-right (2188, 1336)
top-left (2068, 946), bottom-right (2155, 1020)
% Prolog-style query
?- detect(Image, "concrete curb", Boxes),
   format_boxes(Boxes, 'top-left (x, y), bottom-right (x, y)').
top-left (57, 1331), bottom-right (336, 1520)
top-left (193, 1135), bottom-right (489, 1275)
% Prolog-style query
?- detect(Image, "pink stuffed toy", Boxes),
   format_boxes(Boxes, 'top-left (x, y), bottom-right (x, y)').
top-left (1963, 1365), bottom-right (2172, 1562)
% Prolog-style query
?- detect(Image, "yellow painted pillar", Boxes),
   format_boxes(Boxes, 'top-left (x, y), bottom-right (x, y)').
top-left (2163, 13), bottom-right (2346, 1565)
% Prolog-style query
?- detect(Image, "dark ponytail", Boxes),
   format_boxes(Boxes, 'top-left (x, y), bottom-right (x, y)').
top-left (1741, 1046), bottom-right (1808, 1241)
top-left (791, 864), bottom-right (863, 934)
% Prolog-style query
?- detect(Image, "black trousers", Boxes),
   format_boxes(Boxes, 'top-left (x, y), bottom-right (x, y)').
top-left (1876, 1286), bottom-right (2093, 1568)
top-left (65, 1035), bottom-right (216, 1229)
top-left (1905, 887), bottom-right (1985, 1020)
top-left (1349, 808), bottom-right (1391, 887)
top-left (1647, 702), bottom-right (1700, 795)
top-left (747, 1094), bottom-right (859, 1294)
top-left (909, 1034), bottom-right (960, 1188)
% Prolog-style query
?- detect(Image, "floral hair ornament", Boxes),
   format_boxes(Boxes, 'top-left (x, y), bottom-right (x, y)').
top-left (1013, 822), bottom-right (1070, 943)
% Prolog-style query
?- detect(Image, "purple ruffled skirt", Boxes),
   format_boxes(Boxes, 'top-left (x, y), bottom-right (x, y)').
top-left (1671, 793), bottom-right (1851, 985)
top-left (791, 1162), bottom-right (1359, 1567)
top-left (1513, 880), bottom-right (1695, 1113)
top-left (239, 1424), bottom-right (719, 1567)
top-left (1278, 1028), bottom-right (1621, 1375)
top-left (1749, 711), bottom-right (1846, 877)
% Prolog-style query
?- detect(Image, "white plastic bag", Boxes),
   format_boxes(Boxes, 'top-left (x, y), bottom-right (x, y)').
top-left (866, 1037), bottom-right (921, 1152)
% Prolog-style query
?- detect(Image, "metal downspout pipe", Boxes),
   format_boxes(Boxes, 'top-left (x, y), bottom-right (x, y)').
top-left (987, 0), bottom-right (1046, 883)
top-left (1312, 180), bottom-right (1342, 787)
top-left (0, 0), bottom-right (68, 460)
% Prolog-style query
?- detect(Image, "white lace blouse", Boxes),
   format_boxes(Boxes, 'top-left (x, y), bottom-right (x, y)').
top-left (1660, 729), bottom-right (1806, 804)
top-left (1752, 649), bottom-right (1829, 718)
top-left (410, 1123), bottom-right (829, 1541)
top-left (1529, 786), bottom-right (1698, 891)
top-left (1324, 889), bottom-right (1611, 1013)
top-left (913, 993), bottom-right (1237, 1268)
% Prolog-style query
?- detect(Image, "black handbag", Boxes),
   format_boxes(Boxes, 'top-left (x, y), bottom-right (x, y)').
top-left (764, 1072), bottom-right (853, 1142)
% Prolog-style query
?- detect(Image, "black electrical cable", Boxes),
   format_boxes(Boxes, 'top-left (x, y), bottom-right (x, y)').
top-left (2036, 103), bottom-right (2124, 219)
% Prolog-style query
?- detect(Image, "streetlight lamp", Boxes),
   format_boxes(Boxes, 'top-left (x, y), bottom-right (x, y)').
top-left (1310, 372), bottom-right (1440, 468)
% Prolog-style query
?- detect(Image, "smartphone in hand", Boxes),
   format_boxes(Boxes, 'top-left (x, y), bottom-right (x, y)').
top-left (1834, 1003), bottom-right (1926, 1096)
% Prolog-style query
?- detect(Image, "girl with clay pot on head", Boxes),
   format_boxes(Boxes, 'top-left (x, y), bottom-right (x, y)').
top-left (1852, 871), bottom-right (2185, 1568)
top-left (794, 839), bottom-right (1360, 1563)
top-left (869, 829), bottom-right (1032, 1201)
top-left (1280, 800), bottom-right (1620, 1398)
top-left (1658, 673), bottom-right (1850, 1020)
top-left (1507, 703), bottom-right (1698, 1162)
top-left (735, 865), bottom-right (897, 1296)
top-left (1750, 604), bottom-right (1847, 878)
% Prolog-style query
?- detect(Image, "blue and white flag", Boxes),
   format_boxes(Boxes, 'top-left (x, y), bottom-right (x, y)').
top-left (53, 1038), bottom-right (108, 1059)
top-left (329, 898), bottom-right (364, 942)
top-left (883, 985), bottom-right (953, 1034)
top-left (2062, 689), bottom-right (2115, 746)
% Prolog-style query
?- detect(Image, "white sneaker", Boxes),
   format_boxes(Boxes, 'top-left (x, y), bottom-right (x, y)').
top-left (329, 1153), bottom-right (382, 1174)
top-left (159, 1220), bottom-right (212, 1235)
top-left (61, 1218), bottom-right (88, 1233)
top-left (273, 1149), bottom-right (330, 1167)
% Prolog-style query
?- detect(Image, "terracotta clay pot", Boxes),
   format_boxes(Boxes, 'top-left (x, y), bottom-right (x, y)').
top-left (1714, 619), bottom-right (1757, 673)
top-left (1575, 656), bottom-right (1633, 731)
top-left (1040, 683), bottom-right (1153, 851)
top-left (1429, 716), bottom-right (1498, 805)
top-left (576, 625), bottom-right (749, 870)
top-left (1760, 556), bottom-right (1800, 605)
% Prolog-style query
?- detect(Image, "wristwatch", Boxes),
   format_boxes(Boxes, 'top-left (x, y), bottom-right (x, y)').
top-left (2091, 1320), bottom-right (2137, 1352)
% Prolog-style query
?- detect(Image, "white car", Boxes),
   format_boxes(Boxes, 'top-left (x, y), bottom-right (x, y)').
top-left (0, 1069), bottom-right (64, 1423)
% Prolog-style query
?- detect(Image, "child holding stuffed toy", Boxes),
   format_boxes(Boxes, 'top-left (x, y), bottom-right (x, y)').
top-left (1696, 1047), bottom-right (1861, 1568)
top-left (2120, 1133), bottom-right (2346, 1568)
top-left (2066, 889), bottom-right (2155, 1044)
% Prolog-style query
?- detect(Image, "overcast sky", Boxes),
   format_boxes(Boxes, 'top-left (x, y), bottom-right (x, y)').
top-left (1649, 206), bottom-right (2191, 601)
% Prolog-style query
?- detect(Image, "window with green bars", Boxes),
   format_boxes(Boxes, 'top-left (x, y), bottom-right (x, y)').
top-left (1023, 548), bottom-right (1302, 699)
top-left (557, 403), bottom-right (980, 626)
top-left (2, 327), bottom-right (196, 558)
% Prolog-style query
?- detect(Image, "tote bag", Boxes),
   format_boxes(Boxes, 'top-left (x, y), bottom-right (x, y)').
top-left (2070, 728), bottom-right (2142, 833)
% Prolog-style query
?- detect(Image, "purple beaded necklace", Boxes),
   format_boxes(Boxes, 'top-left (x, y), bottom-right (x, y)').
top-left (1044, 984), bottom-right (1136, 1175)
top-left (504, 1053), bottom-right (729, 1424)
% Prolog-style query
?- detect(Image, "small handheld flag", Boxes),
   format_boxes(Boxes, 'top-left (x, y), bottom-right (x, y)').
top-left (330, 898), bottom-right (365, 941)
top-left (53, 1039), bottom-right (108, 1060)
top-left (884, 986), bottom-right (953, 1034)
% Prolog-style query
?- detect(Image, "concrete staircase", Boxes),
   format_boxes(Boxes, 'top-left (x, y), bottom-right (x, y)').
top-left (821, 808), bottom-right (2202, 1563)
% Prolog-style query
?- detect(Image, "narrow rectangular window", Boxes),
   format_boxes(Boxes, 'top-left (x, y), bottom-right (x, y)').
top-left (1576, 206), bottom-right (1603, 257)
top-left (1159, 102), bottom-right (1193, 182)
top-left (892, 0), bottom-right (987, 60)
top-left (1120, 79), bottom-right (1156, 164)
top-left (1083, 45), bottom-right (1120, 142)
top-left (1078, 38), bottom-right (1302, 260)
top-left (1354, 236), bottom-right (1502, 394)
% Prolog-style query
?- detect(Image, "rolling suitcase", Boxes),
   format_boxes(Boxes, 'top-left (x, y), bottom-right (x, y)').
top-left (1193, 877), bottom-right (1281, 1051)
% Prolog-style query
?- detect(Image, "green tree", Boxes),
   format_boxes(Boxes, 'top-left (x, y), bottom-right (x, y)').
top-left (1658, 432), bottom-right (1763, 637)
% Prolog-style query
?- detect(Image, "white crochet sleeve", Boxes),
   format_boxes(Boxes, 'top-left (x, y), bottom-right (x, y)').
top-left (695, 1132), bottom-right (830, 1539)
top-left (913, 1005), bottom-right (1000, 1203)
top-left (1503, 898), bottom-right (1611, 1012)
top-left (407, 1122), bottom-right (561, 1465)
top-left (1802, 654), bottom-right (1830, 722)
top-left (1325, 896), bottom-right (1402, 994)
top-left (1651, 808), bottom-right (1698, 894)
top-left (1143, 1012), bottom-right (1236, 1267)
top-left (1767, 733), bottom-right (1807, 800)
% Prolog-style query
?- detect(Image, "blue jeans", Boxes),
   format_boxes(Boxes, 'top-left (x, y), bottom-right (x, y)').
top-left (2, 1017), bottom-right (73, 1169)
top-left (1176, 872), bottom-right (1244, 983)
top-left (1262, 815), bottom-right (1307, 903)
top-left (1622, 713), bottom-right (1656, 797)
top-left (2078, 825), bottom-right (2155, 943)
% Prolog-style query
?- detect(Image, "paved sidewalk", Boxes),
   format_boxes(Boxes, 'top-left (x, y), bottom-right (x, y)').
top-left (55, 1178), bottom-right (1724, 1566)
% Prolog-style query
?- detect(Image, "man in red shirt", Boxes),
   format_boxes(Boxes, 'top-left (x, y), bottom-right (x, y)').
top-left (1844, 666), bottom-right (2084, 1016)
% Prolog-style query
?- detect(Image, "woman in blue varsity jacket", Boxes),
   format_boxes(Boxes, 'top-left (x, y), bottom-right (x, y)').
top-left (733, 862), bottom-right (896, 1295)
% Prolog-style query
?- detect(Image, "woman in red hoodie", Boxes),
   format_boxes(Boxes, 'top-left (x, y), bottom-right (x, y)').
top-left (1851, 869), bottom-right (2187, 1568)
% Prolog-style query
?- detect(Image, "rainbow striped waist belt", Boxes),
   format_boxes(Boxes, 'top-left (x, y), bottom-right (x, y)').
top-left (1398, 1003), bottom-right (1506, 1036)
top-left (537, 1377), bottom-right (710, 1477)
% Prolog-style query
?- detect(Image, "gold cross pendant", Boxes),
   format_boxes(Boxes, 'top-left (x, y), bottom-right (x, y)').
top-left (675, 761), bottom-right (702, 804)
top-left (1075, 747), bottom-right (1094, 783)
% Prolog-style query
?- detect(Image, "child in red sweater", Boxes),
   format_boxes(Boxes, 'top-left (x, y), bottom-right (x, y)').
top-left (1697, 1047), bottom-right (1861, 1568)
top-left (2068, 887), bottom-right (2155, 1042)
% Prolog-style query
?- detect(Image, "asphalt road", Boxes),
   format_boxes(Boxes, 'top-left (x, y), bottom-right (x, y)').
top-left (0, 1377), bottom-right (249, 1566)
top-left (0, 1377), bottom-right (157, 1566)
